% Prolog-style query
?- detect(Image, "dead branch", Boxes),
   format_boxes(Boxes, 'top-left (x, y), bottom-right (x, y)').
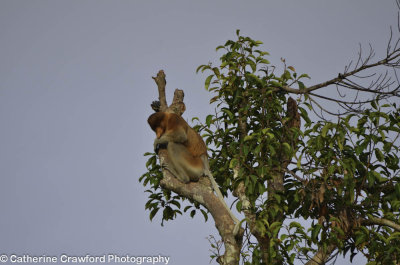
top-left (270, 24), bottom-right (400, 116)
top-left (152, 70), bottom-right (168, 112)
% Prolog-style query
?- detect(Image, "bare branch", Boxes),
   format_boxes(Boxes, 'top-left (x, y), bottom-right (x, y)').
top-left (152, 70), bottom-right (168, 111)
top-left (305, 54), bottom-right (398, 94)
top-left (168, 89), bottom-right (186, 115)
top-left (362, 216), bottom-right (400, 232)
top-left (285, 169), bottom-right (307, 184)
top-left (270, 23), bottom-right (400, 116)
top-left (308, 92), bottom-right (374, 105)
top-left (305, 244), bottom-right (337, 265)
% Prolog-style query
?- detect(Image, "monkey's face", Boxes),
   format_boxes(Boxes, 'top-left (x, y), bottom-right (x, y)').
top-left (147, 112), bottom-right (167, 138)
top-left (155, 127), bottom-right (164, 139)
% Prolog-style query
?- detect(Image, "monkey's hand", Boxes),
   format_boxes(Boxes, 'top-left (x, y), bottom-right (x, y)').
top-left (154, 141), bottom-right (168, 154)
top-left (150, 100), bottom-right (161, 112)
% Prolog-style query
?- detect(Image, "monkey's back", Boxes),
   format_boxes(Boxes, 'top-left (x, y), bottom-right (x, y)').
top-left (170, 113), bottom-right (207, 158)
top-left (186, 128), bottom-right (207, 158)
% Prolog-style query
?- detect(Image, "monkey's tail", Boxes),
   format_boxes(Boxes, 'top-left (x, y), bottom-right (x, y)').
top-left (202, 156), bottom-right (240, 235)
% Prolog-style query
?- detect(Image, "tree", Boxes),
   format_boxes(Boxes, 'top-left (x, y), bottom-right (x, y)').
top-left (140, 17), bottom-right (400, 265)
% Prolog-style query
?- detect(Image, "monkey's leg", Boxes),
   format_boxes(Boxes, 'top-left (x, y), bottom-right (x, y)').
top-left (161, 162), bottom-right (184, 181)
top-left (166, 143), bottom-right (191, 183)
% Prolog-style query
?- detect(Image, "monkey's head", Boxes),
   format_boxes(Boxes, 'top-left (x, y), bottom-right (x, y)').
top-left (147, 112), bottom-right (166, 138)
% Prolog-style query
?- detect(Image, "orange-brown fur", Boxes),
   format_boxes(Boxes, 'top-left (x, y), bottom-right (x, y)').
top-left (148, 111), bottom-right (240, 232)
top-left (148, 112), bottom-right (208, 183)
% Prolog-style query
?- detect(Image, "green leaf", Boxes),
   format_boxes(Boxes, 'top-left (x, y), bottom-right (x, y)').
top-left (222, 108), bottom-right (234, 120)
top-left (299, 73), bottom-right (311, 79)
top-left (269, 145), bottom-right (276, 156)
top-left (145, 156), bottom-right (156, 167)
top-left (311, 224), bottom-right (322, 242)
top-left (196, 65), bottom-right (204, 73)
top-left (254, 144), bottom-right (262, 156)
top-left (209, 95), bottom-right (219, 104)
top-left (372, 170), bottom-right (386, 182)
top-left (283, 142), bottom-right (291, 153)
top-left (244, 135), bottom-right (253, 142)
top-left (375, 148), bottom-right (384, 162)
top-left (206, 115), bottom-right (213, 127)
top-left (205, 75), bottom-right (213, 90)
top-left (289, 222), bottom-right (302, 229)
top-left (170, 200), bottom-right (181, 209)
top-left (282, 70), bottom-right (291, 80)
top-left (270, 81), bottom-right (282, 88)
top-left (190, 209), bottom-right (196, 218)
top-left (267, 132), bottom-right (275, 139)
top-left (200, 209), bottom-right (208, 222)
top-left (298, 81), bottom-right (305, 90)
top-left (371, 100), bottom-right (377, 110)
top-left (395, 183), bottom-right (400, 198)
top-left (243, 145), bottom-right (250, 156)
top-left (216, 45), bottom-right (225, 51)
top-left (149, 207), bottom-right (159, 221)
top-left (247, 59), bottom-right (257, 72)
top-left (357, 116), bottom-right (367, 130)
top-left (299, 107), bottom-right (311, 124)
top-left (163, 206), bottom-right (174, 220)
top-left (236, 200), bottom-right (242, 212)
top-left (367, 171), bottom-right (375, 187)
top-left (212, 67), bottom-right (220, 78)
top-left (297, 153), bottom-right (303, 169)
top-left (255, 50), bottom-right (270, 56)
top-left (321, 123), bottom-right (331, 137)
top-left (229, 158), bottom-right (238, 169)
top-left (355, 232), bottom-right (367, 246)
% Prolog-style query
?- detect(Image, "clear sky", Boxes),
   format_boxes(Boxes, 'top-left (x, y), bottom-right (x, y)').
top-left (0, 1), bottom-right (396, 265)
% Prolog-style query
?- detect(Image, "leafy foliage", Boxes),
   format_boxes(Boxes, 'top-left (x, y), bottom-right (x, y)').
top-left (139, 153), bottom-right (209, 225)
top-left (141, 31), bottom-right (400, 264)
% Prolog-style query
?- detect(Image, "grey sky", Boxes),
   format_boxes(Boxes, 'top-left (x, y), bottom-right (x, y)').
top-left (0, 1), bottom-right (396, 264)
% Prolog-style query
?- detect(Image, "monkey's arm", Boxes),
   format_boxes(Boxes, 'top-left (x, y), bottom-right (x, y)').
top-left (154, 128), bottom-right (188, 152)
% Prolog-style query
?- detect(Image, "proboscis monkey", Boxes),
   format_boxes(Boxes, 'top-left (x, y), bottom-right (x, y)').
top-left (148, 112), bottom-right (240, 233)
